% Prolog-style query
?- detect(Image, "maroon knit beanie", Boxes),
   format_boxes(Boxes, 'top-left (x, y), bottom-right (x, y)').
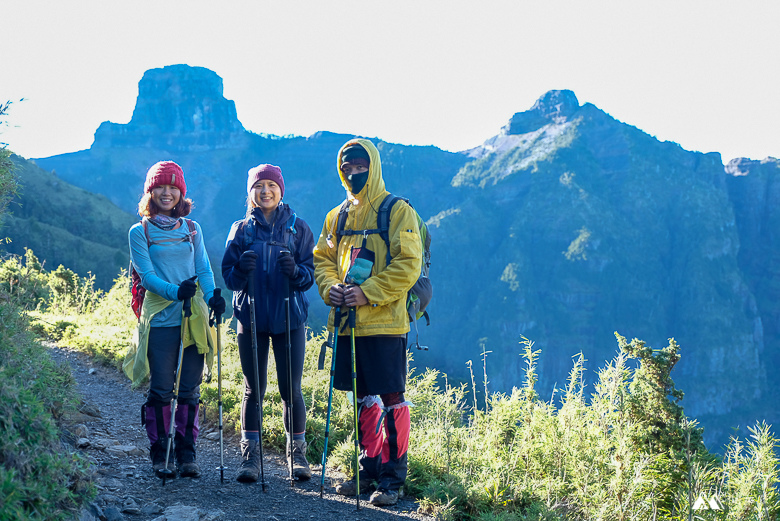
top-left (247, 164), bottom-right (284, 198)
top-left (144, 161), bottom-right (187, 198)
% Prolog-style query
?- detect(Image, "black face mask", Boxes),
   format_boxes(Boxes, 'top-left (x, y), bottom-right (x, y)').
top-left (348, 172), bottom-right (369, 194)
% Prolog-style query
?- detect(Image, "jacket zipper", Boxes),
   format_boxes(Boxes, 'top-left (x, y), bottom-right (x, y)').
top-left (264, 220), bottom-right (275, 331)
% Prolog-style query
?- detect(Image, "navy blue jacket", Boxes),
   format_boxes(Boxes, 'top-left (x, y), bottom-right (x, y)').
top-left (222, 204), bottom-right (315, 335)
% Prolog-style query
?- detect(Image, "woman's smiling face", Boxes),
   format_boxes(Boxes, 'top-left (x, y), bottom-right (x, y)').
top-left (250, 179), bottom-right (282, 216)
top-left (150, 184), bottom-right (181, 215)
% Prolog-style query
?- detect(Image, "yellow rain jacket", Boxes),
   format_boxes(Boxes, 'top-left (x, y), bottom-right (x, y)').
top-left (314, 138), bottom-right (422, 336)
top-left (123, 286), bottom-right (216, 387)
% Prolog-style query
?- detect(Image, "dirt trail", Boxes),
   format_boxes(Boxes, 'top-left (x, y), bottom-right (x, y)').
top-left (51, 344), bottom-right (435, 521)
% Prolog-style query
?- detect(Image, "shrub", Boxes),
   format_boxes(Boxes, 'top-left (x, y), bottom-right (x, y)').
top-left (0, 297), bottom-right (94, 520)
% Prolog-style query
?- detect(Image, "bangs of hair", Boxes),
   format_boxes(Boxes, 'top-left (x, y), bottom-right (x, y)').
top-left (138, 193), bottom-right (194, 218)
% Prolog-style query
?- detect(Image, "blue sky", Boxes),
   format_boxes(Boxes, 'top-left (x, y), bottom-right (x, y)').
top-left (2, 0), bottom-right (778, 162)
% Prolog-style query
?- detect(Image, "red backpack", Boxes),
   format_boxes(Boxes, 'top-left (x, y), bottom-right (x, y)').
top-left (130, 218), bottom-right (197, 320)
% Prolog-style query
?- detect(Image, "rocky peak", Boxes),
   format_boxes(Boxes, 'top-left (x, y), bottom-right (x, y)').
top-left (502, 89), bottom-right (580, 135)
top-left (92, 64), bottom-right (247, 151)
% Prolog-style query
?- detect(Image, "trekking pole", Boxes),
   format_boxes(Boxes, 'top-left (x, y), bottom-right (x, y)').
top-left (247, 271), bottom-right (267, 491)
top-left (209, 288), bottom-right (227, 484)
top-left (161, 291), bottom-right (193, 486)
top-left (281, 252), bottom-right (295, 486)
top-left (319, 305), bottom-right (341, 498)
top-left (349, 305), bottom-right (360, 511)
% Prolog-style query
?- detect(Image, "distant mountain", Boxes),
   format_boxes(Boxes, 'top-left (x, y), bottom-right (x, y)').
top-left (30, 64), bottom-right (780, 451)
top-left (433, 90), bottom-right (777, 449)
top-left (1, 154), bottom-right (136, 288)
top-left (33, 65), bottom-right (465, 257)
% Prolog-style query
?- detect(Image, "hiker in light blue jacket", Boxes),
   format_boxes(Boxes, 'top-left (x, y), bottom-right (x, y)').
top-left (126, 160), bottom-right (225, 479)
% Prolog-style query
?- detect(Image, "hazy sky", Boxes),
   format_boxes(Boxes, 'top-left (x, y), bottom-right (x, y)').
top-left (2, 1), bottom-right (778, 162)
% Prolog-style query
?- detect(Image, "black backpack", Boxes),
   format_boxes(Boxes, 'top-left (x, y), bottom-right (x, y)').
top-left (334, 194), bottom-right (432, 325)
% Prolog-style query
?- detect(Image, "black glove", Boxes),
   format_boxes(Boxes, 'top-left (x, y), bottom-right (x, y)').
top-left (177, 278), bottom-right (197, 301)
top-left (238, 250), bottom-right (258, 273)
top-left (278, 252), bottom-right (298, 278)
top-left (208, 294), bottom-right (226, 317)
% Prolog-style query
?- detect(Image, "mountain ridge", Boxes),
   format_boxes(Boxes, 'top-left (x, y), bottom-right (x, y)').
top-left (24, 64), bottom-right (779, 451)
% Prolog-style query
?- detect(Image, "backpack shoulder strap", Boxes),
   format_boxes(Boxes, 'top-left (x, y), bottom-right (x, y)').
top-left (185, 218), bottom-right (197, 234)
top-left (333, 200), bottom-right (352, 247)
top-left (242, 217), bottom-right (255, 249)
top-left (284, 212), bottom-right (298, 252)
top-left (377, 194), bottom-right (404, 265)
top-left (141, 219), bottom-right (152, 248)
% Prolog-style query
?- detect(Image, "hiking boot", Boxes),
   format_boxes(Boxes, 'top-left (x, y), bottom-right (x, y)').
top-left (177, 459), bottom-right (201, 478)
top-left (335, 477), bottom-right (373, 496)
top-left (236, 439), bottom-right (261, 483)
top-left (150, 441), bottom-right (176, 479)
top-left (369, 488), bottom-right (402, 506)
top-left (288, 439), bottom-right (312, 481)
top-left (174, 447), bottom-right (201, 478)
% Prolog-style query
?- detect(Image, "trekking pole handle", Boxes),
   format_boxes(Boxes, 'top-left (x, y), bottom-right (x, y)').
top-left (183, 275), bottom-right (196, 318)
top-left (247, 270), bottom-right (255, 300)
top-left (209, 287), bottom-right (222, 327)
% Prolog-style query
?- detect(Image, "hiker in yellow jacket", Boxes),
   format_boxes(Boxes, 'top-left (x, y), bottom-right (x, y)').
top-left (313, 139), bottom-right (422, 506)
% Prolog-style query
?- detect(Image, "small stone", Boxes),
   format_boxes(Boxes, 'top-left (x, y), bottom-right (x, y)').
top-left (141, 503), bottom-right (164, 516)
top-left (128, 446), bottom-right (146, 457)
top-left (99, 493), bottom-right (121, 505)
top-left (92, 437), bottom-right (119, 450)
top-left (152, 505), bottom-right (200, 521)
top-left (79, 402), bottom-right (102, 417)
top-left (77, 438), bottom-right (91, 448)
top-left (100, 477), bottom-right (123, 491)
top-left (74, 424), bottom-right (90, 438)
top-left (106, 444), bottom-right (143, 457)
top-left (204, 432), bottom-right (220, 441)
top-left (121, 498), bottom-right (140, 515)
top-left (202, 510), bottom-right (224, 521)
top-left (78, 502), bottom-right (103, 521)
top-left (103, 506), bottom-right (124, 521)
top-left (88, 368), bottom-right (97, 375)
top-left (105, 446), bottom-right (128, 457)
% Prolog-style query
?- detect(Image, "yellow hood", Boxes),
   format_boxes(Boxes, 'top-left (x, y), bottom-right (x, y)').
top-left (337, 138), bottom-right (387, 208)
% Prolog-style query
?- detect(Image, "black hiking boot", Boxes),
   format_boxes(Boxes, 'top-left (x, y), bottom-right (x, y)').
top-left (236, 439), bottom-right (261, 483)
top-left (174, 441), bottom-right (201, 478)
top-left (150, 440), bottom-right (176, 479)
top-left (174, 403), bottom-right (201, 478)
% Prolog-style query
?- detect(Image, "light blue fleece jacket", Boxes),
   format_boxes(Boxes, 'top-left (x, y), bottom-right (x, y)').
top-left (128, 218), bottom-right (216, 327)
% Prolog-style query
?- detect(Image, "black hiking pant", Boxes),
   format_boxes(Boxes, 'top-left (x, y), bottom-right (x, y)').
top-left (237, 323), bottom-right (307, 434)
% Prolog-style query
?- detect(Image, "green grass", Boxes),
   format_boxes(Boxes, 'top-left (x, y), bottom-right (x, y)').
top-left (0, 277), bottom-right (95, 520)
top-left (10, 252), bottom-right (780, 521)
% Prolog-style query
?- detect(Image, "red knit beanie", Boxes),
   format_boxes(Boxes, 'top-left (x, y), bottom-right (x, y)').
top-left (144, 161), bottom-right (187, 198)
top-left (247, 164), bottom-right (284, 198)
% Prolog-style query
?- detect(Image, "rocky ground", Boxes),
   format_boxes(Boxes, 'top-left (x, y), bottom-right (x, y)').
top-left (50, 345), bottom-right (436, 521)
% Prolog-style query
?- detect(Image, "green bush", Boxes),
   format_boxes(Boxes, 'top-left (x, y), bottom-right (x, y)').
top-left (0, 298), bottom-right (95, 520)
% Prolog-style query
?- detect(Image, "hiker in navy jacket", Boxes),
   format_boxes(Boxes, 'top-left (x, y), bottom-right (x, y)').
top-left (222, 164), bottom-right (315, 483)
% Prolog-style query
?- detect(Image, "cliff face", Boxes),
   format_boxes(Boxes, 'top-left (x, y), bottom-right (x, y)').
top-left (28, 65), bottom-right (779, 450)
top-left (92, 65), bottom-right (248, 151)
top-left (725, 158), bottom-right (780, 422)
top-left (433, 93), bottom-right (766, 439)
